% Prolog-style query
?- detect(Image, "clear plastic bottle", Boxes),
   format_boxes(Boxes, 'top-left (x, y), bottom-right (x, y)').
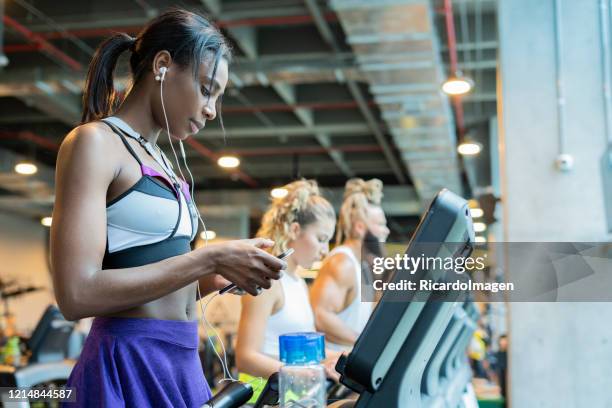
top-left (278, 332), bottom-right (327, 408)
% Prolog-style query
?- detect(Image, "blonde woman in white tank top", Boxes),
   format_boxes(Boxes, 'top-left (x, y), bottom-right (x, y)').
top-left (310, 178), bottom-right (390, 351)
top-left (235, 179), bottom-right (341, 401)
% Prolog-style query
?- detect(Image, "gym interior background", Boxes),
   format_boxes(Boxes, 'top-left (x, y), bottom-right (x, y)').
top-left (0, 0), bottom-right (610, 407)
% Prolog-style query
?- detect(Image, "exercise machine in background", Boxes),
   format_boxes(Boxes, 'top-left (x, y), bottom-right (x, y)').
top-left (0, 305), bottom-right (76, 407)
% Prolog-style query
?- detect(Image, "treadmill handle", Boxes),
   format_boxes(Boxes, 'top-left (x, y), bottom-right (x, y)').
top-left (201, 381), bottom-right (253, 408)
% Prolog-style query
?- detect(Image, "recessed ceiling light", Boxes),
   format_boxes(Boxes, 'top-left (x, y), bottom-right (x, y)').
top-left (15, 162), bottom-right (38, 175)
top-left (217, 156), bottom-right (240, 168)
top-left (271, 188), bottom-right (288, 199)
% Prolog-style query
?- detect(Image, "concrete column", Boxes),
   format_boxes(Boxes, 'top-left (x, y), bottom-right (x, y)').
top-left (498, 0), bottom-right (612, 406)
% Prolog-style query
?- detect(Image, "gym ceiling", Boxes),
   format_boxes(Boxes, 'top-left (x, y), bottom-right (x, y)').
top-left (0, 0), bottom-right (497, 239)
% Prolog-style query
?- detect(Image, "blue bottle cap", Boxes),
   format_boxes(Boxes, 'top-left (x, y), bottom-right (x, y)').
top-left (279, 332), bottom-right (325, 365)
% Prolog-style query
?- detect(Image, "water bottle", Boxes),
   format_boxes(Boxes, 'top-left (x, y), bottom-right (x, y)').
top-left (278, 332), bottom-right (327, 408)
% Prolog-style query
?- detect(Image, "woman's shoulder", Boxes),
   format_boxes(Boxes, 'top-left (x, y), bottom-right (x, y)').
top-left (324, 249), bottom-right (358, 272)
top-left (61, 121), bottom-right (117, 152)
top-left (56, 121), bottom-right (122, 179)
top-left (318, 250), bottom-right (358, 286)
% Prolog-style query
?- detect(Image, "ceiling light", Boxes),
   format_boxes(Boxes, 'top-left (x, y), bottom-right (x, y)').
top-left (41, 217), bottom-right (52, 227)
top-left (200, 230), bottom-right (217, 240)
top-left (15, 162), bottom-right (38, 175)
top-left (217, 156), bottom-right (240, 168)
top-left (473, 222), bottom-right (486, 233)
top-left (475, 236), bottom-right (486, 243)
top-left (0, 54), bottom-right (9, 68)
top-left (470, 208), bottom-right (484, 218)
top-left (271, 188), bottom-right (288, 199)
top-left (458, 141), bottom-right (482, 156)
top-left (442, 74), bottom-right (474, 96)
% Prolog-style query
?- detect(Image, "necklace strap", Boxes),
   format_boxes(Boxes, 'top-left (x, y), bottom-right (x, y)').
top-left (104, 116), bottom-right (181, 186)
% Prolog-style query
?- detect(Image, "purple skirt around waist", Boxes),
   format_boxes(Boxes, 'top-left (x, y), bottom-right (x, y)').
top-left (62, 316), bottom-right (212, 408)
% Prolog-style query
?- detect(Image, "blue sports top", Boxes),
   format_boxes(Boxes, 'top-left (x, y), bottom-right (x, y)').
top-left (100, 117), bottom-right (198, 269)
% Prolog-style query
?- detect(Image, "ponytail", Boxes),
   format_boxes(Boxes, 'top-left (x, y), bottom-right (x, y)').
top-left (81, 33), bottom-right (135, 123)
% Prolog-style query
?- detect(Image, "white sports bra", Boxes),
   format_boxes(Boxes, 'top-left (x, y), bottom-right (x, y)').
top-left (100, 117), bottom-right (198, 269)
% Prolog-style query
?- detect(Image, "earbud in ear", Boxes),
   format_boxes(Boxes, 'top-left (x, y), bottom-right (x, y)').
top-left (179, 140), bottom-right (186, 160)
top-left (155, 66), bottom-right (168, 82)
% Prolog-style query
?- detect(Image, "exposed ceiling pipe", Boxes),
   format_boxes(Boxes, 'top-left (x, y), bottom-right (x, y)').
top-left (1, 12), bottom-right (338, 45)
top-left (443, 0), bottom-right (466, 138)
top-left (4, 43), bottom-right (41, 53)
top-left (552, 0), bottom-right (567, 157)
top-left (2, 15), bottom-right (82, 71)
top-left (220, 12), bottom-right (337, 28)
top-left (1, 12), bottom-right (339, 60)
top-left (0, 131), bottom-right (60, 151)
top-left (223, 100), bottom-right (375, 113)
top-left (35, 26), bottom-right (141, 41)
top-left (218, 144), bottom-right (382, 157)
top-left (12, 0), bottom-right (94, 57)
top-left (0, 0), bottom-right (8, 67)
top-left (459, 0), bottom-right (472, 86)
top-left (600, 0), bottom-right (612, 150)
top-left (475, 0), bottom-right (484, 116)
top-left (0, 132), bottom-right (382, 159)
top-left (599, 0), bottom-right (612, 232)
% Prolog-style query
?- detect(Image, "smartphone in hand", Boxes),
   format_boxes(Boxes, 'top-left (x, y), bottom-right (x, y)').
top-left (218, 248), bottom-right (295, 296)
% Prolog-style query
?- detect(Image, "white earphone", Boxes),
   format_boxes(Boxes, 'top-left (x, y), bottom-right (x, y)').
top-left (155, 66), bottom-right (168, 82)
top-left (154, 62), bottom-right (238, 383)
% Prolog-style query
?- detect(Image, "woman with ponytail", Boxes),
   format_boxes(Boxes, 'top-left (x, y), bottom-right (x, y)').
top-left (51, 9), bottom-right (285, 407)
top-left (310, 178), bottom-right (390, 351)
top-left (235, 179), bottom-right (340, 402)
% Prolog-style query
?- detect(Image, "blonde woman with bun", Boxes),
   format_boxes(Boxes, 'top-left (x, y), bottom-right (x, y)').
top-left (235, 179), bottom-right (340, 400)
top-left (310, 178), bottom-right (390, 351)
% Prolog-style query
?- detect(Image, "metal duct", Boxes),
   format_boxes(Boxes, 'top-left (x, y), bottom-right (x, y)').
top-left (330, 0), bottom-right (463, 204)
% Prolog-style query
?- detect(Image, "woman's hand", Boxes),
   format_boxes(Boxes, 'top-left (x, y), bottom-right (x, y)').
top-left (198, 274), bottom-right (232, 296)
top-left (201, 238), bottom-right (286, 296)
top-left (323, 356), bottom-right (341, 382)
top-left (323, 350), bottom-right (344, 382)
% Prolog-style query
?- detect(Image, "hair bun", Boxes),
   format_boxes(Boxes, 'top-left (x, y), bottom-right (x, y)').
top-left (281, 179), bottom-right (320, 213)
top-left (344, 178), bottom-right (383, 205)
top-left (257, 178), bottom-right (335, 255)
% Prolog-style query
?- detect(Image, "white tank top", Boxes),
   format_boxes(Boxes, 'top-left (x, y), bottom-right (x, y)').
top-left (261, 272), bottom-right (316, 358)
top-left (326, 245), bottom-right (373, 351)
